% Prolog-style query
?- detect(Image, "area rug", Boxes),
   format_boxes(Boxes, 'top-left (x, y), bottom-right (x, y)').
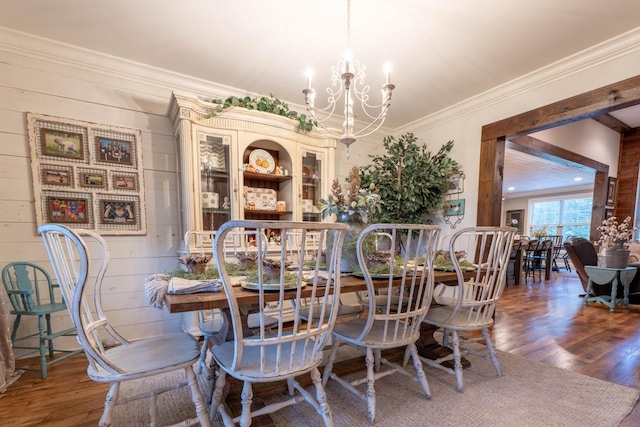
top-left (112, 347), bottom-right (639, 427)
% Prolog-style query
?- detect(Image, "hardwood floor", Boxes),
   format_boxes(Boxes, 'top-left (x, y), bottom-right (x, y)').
top-left (2, 270), bottom-right (639, 425)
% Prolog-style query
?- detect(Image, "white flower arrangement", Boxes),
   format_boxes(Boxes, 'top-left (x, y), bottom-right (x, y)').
top-left (596, 216), bottom-right (636, 247)
top-left (319, 165), bottom-right (381, 220)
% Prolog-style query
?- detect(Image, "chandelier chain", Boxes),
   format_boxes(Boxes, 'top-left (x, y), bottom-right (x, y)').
top-left (346, 0), bottom-right (351, 50)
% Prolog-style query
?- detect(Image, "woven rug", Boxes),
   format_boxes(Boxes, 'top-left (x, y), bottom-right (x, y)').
top-left (112, 346), bottom-right (639, 427)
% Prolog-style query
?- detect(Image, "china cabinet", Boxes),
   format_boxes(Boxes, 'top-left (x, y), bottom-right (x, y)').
top-left (170, 91), bottom-right (336, 252)
top-left (170, 91), bottom-right (336, 332)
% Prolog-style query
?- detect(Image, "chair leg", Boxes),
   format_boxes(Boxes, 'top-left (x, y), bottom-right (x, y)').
top-left (100, 382), bottom-right (120, 427)
top-left (321, 337), bottom-right (341, 386)
top-left (197, 336), bottom-right (210, 374)
top-left (407, 342), bottom-right (431, 399)
top-left (310, 367), bottom-right (334, 427)
top-left (184, 366), bottom-right (212, 427)
top-left (37, 315), bottom-right (48, 379)
top-left (482, 328), bottom-right (502, 378)
top-left (210, 370), bottom-right (231, 424)
top-left (450, 330), bottom-right (464, 393)
top-left (364, 347), bottom-right (377, 426)
top-left (45, 313), bottom-right (55, 357)
top-left (239, 381), bottom-right (254, 427)
top-left (374, 348), bottom-right (381, 372)
top-left (10, 315), bottom-right (21, 342)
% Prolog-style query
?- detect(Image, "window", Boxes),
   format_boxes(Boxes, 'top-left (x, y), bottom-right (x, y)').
top-left (529, 194), bottom-right (592, 239)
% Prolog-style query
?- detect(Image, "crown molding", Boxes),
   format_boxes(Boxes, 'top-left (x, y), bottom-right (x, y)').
top-left (396, 26), bottom-right (640, 135)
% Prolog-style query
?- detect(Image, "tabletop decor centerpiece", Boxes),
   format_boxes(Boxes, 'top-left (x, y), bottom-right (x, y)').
top-left (178, 254), bottom-right (212, 275)
top-left (320, 165), bottom-right (381, 272)
top-left (597, 216), bottom-right (636, 269)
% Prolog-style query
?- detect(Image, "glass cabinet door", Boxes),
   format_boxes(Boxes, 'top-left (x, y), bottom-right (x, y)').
top-left (200, 134), bottom-right (230, 230)
top-left (301, 152), bottom-right (322, 222)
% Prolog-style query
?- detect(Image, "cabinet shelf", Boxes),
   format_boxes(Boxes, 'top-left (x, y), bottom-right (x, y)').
top-left (245, 209), bottom-right (292, 216)
top-left (243, 171), bottom-right (292, 183)
top-left (202, 170), bottom-right (228, 179)
top-left (203, 208), bottom-right (231, 214)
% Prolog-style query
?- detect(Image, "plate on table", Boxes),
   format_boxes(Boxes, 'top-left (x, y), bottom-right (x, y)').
top-left (434, 265), bottom-right (476, 272)
top-left (352, 272), bottom-right (404, 280)
top-left (241, 281), bottom-right (306, 292)
top-left (249, 149), bottom-right (275, 173)
top-left (303, 275), bottom-right (331, 287)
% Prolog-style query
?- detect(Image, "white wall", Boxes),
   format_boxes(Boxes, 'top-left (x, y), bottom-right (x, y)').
top-left (2, 26), bottom-right (640, 347)
top-left (397, 28), bottom-right (640, 233)
top-left (532, 119), bottom-right (621, 178)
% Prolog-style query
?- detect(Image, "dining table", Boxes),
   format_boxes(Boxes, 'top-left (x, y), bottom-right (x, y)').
top-left (512, 240), bottom-right (553, 285)
top-left (163, 269), bottom-right (471, 360)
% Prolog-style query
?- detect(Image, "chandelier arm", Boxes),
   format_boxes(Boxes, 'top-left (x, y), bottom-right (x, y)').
top-left (301, 0), bottom-right (395, 150)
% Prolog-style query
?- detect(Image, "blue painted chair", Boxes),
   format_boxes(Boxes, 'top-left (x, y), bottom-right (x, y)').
top-left (1, 261), bottom-right (82, 378)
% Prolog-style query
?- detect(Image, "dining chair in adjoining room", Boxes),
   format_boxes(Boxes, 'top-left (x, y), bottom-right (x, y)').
top-left (38, 224), bottom-right (211, 427)
top-left (1, 261), bottom-right (83, 379)
top-left (506, 240), bottom-right (523, 285)
top-left (420, 226), bottom-right (515, 393)
top-left (209, 220), bottom-right (346, 427)
top-left (322, 223), bottom-right (441, 426)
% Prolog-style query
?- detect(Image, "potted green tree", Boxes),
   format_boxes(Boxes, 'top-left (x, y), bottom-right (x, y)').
top-left (359, 132), bottom-right (462, 225)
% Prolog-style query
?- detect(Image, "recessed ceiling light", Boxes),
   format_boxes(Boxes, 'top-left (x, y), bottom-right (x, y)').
top-left (574, 177), bottom-right (583, 182)
top-left (508, 186), bottom-right (515, 191)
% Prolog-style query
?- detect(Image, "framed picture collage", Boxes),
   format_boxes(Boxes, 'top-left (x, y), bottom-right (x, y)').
top-left (27, 112), bottom-right (146, 235)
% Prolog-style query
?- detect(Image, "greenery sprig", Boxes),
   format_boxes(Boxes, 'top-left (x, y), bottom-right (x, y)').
top-left (204, 94), bottom-right (316, 132)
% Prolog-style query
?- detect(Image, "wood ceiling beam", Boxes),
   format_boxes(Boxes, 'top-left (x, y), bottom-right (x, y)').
top-left (592, 113), bottom-right (633, 134)
top-left (507, 136), bottom-right (607, 174)
top-left (482, 75), bottom-right (640, 141)
top-left (479, 75), bottom-right (640, 241)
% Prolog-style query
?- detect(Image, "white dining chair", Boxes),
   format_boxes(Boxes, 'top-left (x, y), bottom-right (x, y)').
top-left (322, 223), bottom-right (441, 426)
top-left (209, 220), bottom-right (346, 427)
top-left (39, 224), bottom-right (211, 427)
top-left (421, 226), bottom-right (516, 392)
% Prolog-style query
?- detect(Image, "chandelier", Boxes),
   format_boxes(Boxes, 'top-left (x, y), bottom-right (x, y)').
top-left (302, 0), bottom-right (395, 158)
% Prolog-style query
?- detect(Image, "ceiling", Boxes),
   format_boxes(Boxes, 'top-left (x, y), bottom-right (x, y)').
top-left (1, 0), bottom-right (640, 194)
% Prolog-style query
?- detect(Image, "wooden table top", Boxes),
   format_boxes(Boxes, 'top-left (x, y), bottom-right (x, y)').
top-left (164, 270), bottom-right (462, 313)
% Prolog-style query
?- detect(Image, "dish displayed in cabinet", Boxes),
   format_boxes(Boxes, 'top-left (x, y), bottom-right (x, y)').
top-left (248, 149), bottom-right (275, 173)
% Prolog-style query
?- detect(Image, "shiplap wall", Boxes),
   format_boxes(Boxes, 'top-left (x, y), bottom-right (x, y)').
top-left (0, 41), bottom-right (190, 353)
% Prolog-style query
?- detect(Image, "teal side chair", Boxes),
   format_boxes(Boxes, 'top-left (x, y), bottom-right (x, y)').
top-left (1, 261), bottom-right (82, 378)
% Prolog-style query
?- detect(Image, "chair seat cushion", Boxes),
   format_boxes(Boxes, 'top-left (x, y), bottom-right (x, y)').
top-left (88, 332), bottom-right (200, 381)
top-left (212, 337), bottom-right (323, 381)
top-left (332, 318), bottom-right (419, 348)
top-left (423, 305), bottom-right (494, 329)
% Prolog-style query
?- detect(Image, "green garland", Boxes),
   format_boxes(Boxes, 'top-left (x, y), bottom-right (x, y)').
top-left (205, 94), bottom-right (316, 132)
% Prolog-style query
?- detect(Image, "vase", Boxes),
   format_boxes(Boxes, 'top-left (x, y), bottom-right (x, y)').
top-left (605, 241), bottom-right (630, 269)
top-left (330, 212), bottom-right (366, 273)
